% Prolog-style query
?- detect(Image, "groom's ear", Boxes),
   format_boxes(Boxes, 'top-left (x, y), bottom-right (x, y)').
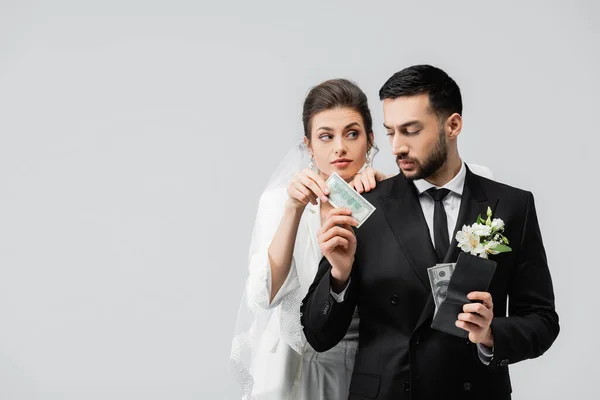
top-left (445, 113), bottom-right (463, 140)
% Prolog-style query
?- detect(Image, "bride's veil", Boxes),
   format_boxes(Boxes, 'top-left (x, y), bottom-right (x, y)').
top-left (229, 141), bottom-right (310, 399)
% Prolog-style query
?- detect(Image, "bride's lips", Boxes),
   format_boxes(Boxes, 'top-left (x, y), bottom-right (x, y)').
top-left (331, 158), bottom-right (353, 168)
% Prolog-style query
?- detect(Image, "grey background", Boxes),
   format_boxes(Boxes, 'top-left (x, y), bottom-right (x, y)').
top-left (0, 0), bottom-right (597, 399)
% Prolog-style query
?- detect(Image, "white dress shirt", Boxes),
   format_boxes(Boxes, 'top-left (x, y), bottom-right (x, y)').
top-left (412, 161), bottom-right (467, 247)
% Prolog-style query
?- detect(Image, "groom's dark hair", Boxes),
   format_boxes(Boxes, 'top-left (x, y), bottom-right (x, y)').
top-left (379, 65), bottom-right (463, 120)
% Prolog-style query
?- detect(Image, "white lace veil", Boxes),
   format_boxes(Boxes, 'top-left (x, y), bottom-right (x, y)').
top-left (229, 141), bottom-right (310, 399)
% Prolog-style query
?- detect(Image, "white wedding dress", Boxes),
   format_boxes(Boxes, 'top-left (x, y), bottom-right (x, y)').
top-left (240, 187), bottom-right (358, 400)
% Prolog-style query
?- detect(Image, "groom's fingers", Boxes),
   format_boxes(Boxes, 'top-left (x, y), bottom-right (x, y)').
top-left (457, 312), bottom-right (488, 328)
top-left (456, 321), bottom-right (487, 344)
top-left (462, 302), bottom-right (493, 321)
top-left (455, 320), bottom-right (483, 335)
top-left (467, 291), bottom-right (494, 310)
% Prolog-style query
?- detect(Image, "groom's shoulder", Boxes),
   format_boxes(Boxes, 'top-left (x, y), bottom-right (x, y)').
top-left (361, 174), bottom-right (404, 201)
top-left (475, 174), bottom-right (533, 202)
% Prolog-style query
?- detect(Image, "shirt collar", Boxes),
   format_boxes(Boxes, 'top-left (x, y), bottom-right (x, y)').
top-left (412, 161), bottom-right (467, 196)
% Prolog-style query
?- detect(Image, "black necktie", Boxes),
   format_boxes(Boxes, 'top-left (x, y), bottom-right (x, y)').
top-left (427, 188), bottom-right (451, 262)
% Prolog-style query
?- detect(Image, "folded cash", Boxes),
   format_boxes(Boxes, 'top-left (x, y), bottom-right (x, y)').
top-left (325, 172), bottom-right (376, 228)
top-left (427, 263), bottom-right (456, 315)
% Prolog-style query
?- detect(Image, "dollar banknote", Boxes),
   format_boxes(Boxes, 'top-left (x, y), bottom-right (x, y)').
top-left (427, 263), bottom-right (456, 315)
top-left (325, 172), bottom-right (376, 228)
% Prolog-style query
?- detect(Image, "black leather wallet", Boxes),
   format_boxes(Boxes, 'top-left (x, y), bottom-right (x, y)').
top-left (431, 252), bottom-right (497, 338)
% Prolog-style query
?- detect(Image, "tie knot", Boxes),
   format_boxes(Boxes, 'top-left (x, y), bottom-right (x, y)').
top-left (427, 187), bottom-right (451, 202)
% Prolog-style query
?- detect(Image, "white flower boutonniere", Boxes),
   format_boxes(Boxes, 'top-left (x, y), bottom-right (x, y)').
top-left (455, 207), bottom-right (512, 259)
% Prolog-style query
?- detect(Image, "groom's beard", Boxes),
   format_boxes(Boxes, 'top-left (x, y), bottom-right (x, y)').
top-left (398, 130), bottom-right (448, 181)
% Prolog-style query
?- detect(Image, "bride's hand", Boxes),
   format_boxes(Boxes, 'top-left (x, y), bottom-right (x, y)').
top-left (352, 167), bottom-right (388, 193)
top-left (287, 168), bottom-right (330, 210)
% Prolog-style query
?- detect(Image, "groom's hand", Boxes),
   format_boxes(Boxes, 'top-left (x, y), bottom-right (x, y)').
top-left (456, 291), bottom-right (495, 348)
top-left (318, 208), bottom-right (358, 293)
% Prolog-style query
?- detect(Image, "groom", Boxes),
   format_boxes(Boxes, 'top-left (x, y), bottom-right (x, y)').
top-left (300, 65), bottom-right (559, 399)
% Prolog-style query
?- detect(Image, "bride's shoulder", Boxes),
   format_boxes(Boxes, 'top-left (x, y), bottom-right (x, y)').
top-left (254, 187), bottom-right (290, 219)
top-left (258, 187), bottom-right (288, 206)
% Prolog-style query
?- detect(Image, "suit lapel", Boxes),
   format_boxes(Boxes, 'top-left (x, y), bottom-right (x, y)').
top-left (444, 166), bottom-right (497, 263)
top-left (379, 175), bottom-right (437, 292)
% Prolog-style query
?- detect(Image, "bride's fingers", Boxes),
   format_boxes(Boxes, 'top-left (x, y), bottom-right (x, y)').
top-left (291, 182), bottom-right (317, 205)
top-left (303, 169), bottom-right (330, 198)
top-left (297, 171), bottom-right (328, 202)
top-left (320, 211), bottom-right (358, 233)
top-left (319, 225), bottom-right (356, 245)
top-left (359, 170), bottom-right (373, 192)
top-left (352, 174), bottom-right (365, 193)
top-left (320, 236), bottom-right (350, 254)
top-left (366, 167), bottom-right (377, 189)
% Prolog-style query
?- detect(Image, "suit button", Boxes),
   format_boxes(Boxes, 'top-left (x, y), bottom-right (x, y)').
top-left (322, 301), bottom-right (331, 315)
top-left (403, 381), bottom-right (410, 391)
top-left (390, 295), bottom-right (399, 305)
top-left (415, 336), bottom-right (420, 345)
top-left (464, 382), bottom-right (472, 391)
top-left (499, 359), bottom-right (509, 367)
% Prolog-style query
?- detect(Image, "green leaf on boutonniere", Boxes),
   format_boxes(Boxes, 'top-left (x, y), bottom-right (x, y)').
top-left (487, 207), bottom-right (493, 218)
top-left (492, 244), bottom-right (512, 253)
top-left (477, 214), bottom-right (484, 225)
top-left (502, 236), bottom-right (510, 244)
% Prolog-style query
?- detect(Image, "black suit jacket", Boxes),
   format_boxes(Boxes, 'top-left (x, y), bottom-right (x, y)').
top-left (301, 166), bottom-right (559, 400)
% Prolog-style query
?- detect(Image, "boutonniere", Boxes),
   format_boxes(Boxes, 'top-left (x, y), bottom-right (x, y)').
top-left (455, 207), bottom-right (512, 259)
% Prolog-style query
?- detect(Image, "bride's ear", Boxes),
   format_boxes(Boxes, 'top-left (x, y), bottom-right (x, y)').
top-left (303, 136), bottom-right (311, 151)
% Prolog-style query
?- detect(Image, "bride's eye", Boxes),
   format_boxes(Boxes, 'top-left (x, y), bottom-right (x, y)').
top-left (319, 134), bottom-right (333, 141)
top-left (347, 131), bottom-right (359, 139)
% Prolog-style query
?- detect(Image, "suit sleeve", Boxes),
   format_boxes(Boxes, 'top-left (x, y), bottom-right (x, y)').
top-left (300, 256), bottom-right (358, 352)
top-left (489, 192), bottom-right (560, 368)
